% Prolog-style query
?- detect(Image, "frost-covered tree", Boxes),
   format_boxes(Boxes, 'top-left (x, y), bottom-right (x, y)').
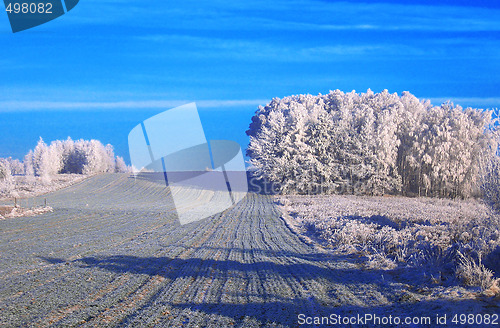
top-left (60, 137), bottom-right (85, 174)
top-left (247, 89), bottom-right (499, 198)
top-left (0, 157), bottom-right (24, 176)
top-left (20, 137), bottom-right (126, 177)
top-left (393, 92), bottom-right (430, 196)
top-left (480, 109), bottom-right (500, 209)
top-left (0, 158), bottom-right (10, 180)
top-left (0, 158), bottom-right (14, 193)
top-left (24, 150), bottom-right (35, 177)
top-left (32, 137), bottom-right (51, 179)
top-left (115, 156), bottom-right (129, 173)
top-left (46, 140), bottom-right (64, 175)
top-left (482, 155), bottom-right (500, 211)
top-left (81, 140), bottom-right (115, 175)
top-left (4, 158), bottom-right (24, 175)
top-left (402, 103), bottom-right (496, 197)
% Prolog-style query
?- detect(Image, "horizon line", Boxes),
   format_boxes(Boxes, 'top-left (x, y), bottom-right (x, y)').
top-left (0, 96), bottom-right (498, 112)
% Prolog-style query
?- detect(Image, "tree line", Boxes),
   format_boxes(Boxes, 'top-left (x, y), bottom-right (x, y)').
top-left (247, 89), bottom-right (499, 199)
top-left (0, 137), bottom-right (129, 182)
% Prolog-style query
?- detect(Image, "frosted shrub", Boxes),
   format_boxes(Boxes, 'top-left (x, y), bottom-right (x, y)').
top-left (410, 243), bottom-right (457, 269)
top-left (280, 195), bottom-right (500, 283)
top-left (366, 252), bottom-right (397, 270)
top-left (0, 173), bottom-right (87, 199)
top-left (321, 218), bottom-right (379, 249)
top-left (456, 252), bottom-right (496, 290)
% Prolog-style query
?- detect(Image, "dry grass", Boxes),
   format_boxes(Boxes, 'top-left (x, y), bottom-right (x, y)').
top-left (0, 205), bottom-right (53, 219)
top-left (278, 194), bottom-right (500, 292)
top-left (0, 205), bottom-right (13, 216)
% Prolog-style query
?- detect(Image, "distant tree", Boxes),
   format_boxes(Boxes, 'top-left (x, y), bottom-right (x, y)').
top-left (482, 155), bottom-right (500, 211)
top-left (0, 158), bottom-right (15, 194)
top-left (115, 156), bottom-right (129, 173)
top-left (19, 137), bottom-right (126, 177)
top-left (32, 137), bottom-right (51, 179)
top-left (480, 110), bottom-right (500, 209)
top-left (24, 150), bottom-right (35, 177)
top-left (0, 158), bottom-right (10, 180)
top-left (82, 140), bottom-right (114, 174)
top-left (0, 157), bottom-right (24, 176)
top-left (60, 137), bottom-right (85, 174)
top-left (46, 140), bottom-right (64, 175)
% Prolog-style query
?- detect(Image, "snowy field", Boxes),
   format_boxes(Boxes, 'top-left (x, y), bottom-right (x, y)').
top-left (0, 174), bottom-right (499, 327)
top-left (278, 194), bottom-right (500, 298)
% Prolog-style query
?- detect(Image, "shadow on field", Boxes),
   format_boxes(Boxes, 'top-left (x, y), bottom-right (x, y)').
top-left (40, 253), bottom-right (375, 285)
top-left (38, 254), bottom-right (498, 326)
top-left (168, 298), bottom-right (499, 327)
top-left (159, 244), bottom-right (344, 263)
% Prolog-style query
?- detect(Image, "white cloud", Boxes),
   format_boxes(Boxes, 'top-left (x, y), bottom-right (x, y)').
top-left (136, 34), bottom-right (443, 62)
top-left (62, 0), bottom-right (500, 33)
top-left (0, 99), bottom-right (269, 112)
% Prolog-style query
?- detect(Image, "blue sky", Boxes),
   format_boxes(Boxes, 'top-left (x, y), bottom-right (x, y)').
top-left (1, 0), bottom-right (500, 160)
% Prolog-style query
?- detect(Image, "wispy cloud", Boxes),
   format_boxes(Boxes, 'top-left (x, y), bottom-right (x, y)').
top-left (66, 0), bottom-right (500, 33)
top-left (1, 0), bottom-right (498, 115)
top-left (3, 97), bottom-right (497, 112)
top-left (136, 34), bottom-right (453, 62)
top-left (0, 99), bottom-right (269, 112)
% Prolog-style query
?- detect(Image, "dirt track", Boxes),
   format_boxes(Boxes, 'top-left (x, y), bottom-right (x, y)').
top-left (0, 174), bottom-right (494, 327)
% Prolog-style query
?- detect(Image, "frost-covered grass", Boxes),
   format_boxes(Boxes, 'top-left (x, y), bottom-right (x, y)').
top-left (0, 174), bottom-right (88, 201)
top-left (0, 205), bottom-right (53, 220)
top-left (278, 194), bottom-right (500, 294)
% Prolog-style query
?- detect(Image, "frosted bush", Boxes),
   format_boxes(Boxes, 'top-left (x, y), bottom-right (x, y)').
top-left (280, 194), bottom-right (500, 286)
top-left (366, 252), bottom-right (397, 270)
top-left (0, 174), bottom-right (87, 199)
top-left (456, 252), bottom-right (496, 290)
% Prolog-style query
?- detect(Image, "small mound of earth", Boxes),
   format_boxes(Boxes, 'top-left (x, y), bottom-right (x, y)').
top-left (0, 205), bottom-right (13, 216)
top-left (0, 205), bottom-right (53, 219)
